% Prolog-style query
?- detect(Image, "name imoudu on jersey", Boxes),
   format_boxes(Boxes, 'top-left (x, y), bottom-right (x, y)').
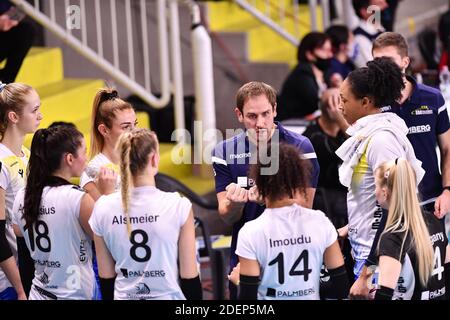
top-left (269, 235), bottom-right (311, 248)
top-left (112, 214), bottom-right (160, 225)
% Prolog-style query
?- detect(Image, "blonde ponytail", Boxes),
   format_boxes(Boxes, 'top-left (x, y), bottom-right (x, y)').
top-left (117, 128), bottom-right (159, 239)
top-left (377, 159), bottom-right (434, 287)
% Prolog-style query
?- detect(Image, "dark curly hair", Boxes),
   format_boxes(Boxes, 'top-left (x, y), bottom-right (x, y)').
top-left (347, 57), bottom-right (405, 108)
top-left (249, 143), bottom-right (311, 203)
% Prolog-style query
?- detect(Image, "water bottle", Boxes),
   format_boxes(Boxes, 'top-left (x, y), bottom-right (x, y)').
top-left (439, 66), bottom-right (450, 99)
top-left (415, 73), bottom-right (423, 84)
top-left (440, 66), bottom-right (450, 117)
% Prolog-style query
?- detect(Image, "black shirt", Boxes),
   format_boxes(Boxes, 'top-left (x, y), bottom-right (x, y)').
top-left (0, 1), bottom-right (12, 15)
top-left (378, 211), bottom-right (448, 300)
top-left (277, 62), bottom-right (320, 120)
top-left (303, 118), bottom-right (347, 190)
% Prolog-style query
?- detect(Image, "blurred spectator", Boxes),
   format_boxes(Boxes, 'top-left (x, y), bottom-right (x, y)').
top-left (278, 32), bottom-right (333, 121)
top-left (303, 88), bottom-right (349, 228)
top-left (381, 0), bottom-right (403, 31)
top-left (325, 25), bottom-right (356, 88)
top-left (438, 9), bottom-right (450, 71)
top-left (351, 0), bottom-right (387, 68)
top-left (0, 1), bottom-right (34, 83)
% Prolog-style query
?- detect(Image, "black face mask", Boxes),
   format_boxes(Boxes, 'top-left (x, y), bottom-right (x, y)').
top-left (313, 56), bottom-right (331, 72)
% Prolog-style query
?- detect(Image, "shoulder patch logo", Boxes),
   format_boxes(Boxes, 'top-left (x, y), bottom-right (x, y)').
top-left (411, 105), bottom-right (433, 115)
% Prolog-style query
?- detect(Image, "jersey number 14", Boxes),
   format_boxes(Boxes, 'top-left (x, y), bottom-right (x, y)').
top-left (268, 250), bottom-right (312, 284)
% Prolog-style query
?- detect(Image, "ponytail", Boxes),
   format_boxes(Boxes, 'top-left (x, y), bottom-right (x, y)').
top-left (376, 159), bottom-right (434, 287)
top-left (117, 128), bottom-right (159, 239)
top-left (23, 129), bottom-right (51, 228)
top-left (90, 88), bottom-right (133, 159)
top-left (23, 126), bottom-right (84, 229)
top-left (119, 131), bottom-right (133, 238)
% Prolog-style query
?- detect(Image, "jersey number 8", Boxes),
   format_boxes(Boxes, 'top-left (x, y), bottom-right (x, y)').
top-left (130, 229), bottom-right (151, 262)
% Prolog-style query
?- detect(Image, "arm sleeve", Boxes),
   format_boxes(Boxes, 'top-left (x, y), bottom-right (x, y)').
top-left (323, 265), bottom-right (350, 299)
top-left (374, 285), bottom-right (394, 300)
top-left (17, 236), bottom-right (34, 297)
top-left (99, 276), bottom-right (115, 300)
top-left (238, 275), bottom-right (259, 300)
top-left (180, 275), bottom-right (203, 300)
top-left (299, 138), bottom-right (320, 188)
top-left (212, 143), bottom-right (233, 193)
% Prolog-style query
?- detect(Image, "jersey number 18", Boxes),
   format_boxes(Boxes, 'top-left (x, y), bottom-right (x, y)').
top-left (25, 220), bottom-right (51, 252)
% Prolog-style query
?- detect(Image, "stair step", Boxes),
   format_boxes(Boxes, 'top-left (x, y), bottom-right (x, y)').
top-left (35, 78), bottom-right (104, 128)
top-left (207, 2), bottom-right (322, 66)
top-left (16, 47), bottom-right (64, 88)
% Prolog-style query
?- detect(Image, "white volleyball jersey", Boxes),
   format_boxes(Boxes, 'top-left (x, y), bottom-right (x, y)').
top-left (89, 186), bottom-right (192, 300)
top-left (236, 203), bottom-right (337, 300)
top-left (79, 153), bottom-right (120, 190)
top-left (12, 185), bottom-right (95, 300)
top-left (0, 143), bottom-right (29, 292)
top-left (347, 132), bottom-right (406, 262)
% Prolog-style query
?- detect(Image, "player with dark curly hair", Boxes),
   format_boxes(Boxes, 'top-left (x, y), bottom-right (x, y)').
top-left (335, 57), bottom-right (425, 299)
top-left (231, 143), bottom-right (349, 300)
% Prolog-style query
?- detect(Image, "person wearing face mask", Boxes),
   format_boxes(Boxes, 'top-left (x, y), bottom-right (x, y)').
top-left (325, 25), bottom-right (356, 89)
top-left (278, 32), bottom-right (334, 121)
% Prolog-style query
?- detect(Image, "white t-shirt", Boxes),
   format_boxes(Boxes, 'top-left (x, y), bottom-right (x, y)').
top-left (89, 186), bottom-right (192, 300)
top-left (12, 185), bottom-right (95, 300)
top-left (352, 21), bottom-right (385, 68)
top-left (236, 204), bottom-right (337, 300)
top-left (347, 131), bottom-right (406, 262)
top-left (0, 143), bottom-right (29, 292)
top-left (79, 153), bottom-right (120, 190)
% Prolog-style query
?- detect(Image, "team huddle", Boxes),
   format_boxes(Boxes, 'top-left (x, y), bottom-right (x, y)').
top-left (0, 32), bottom-right (449, 300)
